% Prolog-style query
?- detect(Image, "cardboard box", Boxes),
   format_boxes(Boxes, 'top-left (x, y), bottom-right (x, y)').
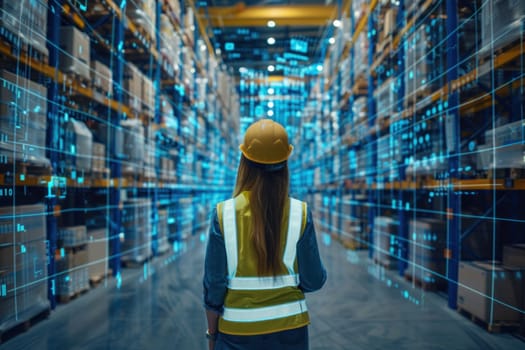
top-left (87, 229), bottom-right (107, 279)
top-left (503, 244), bottom-right (525, 269)
top-left (458, 261), bottom-right (524, 323)
top-left (59, 26), bottom-right (90, 80)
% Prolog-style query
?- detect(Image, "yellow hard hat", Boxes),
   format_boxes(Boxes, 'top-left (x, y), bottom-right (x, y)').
top-left (239, 119), bottom-right (293, 164)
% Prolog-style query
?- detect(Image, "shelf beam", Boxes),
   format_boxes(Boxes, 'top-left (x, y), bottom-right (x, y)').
top-left (199, 4), bottom-right (337, 27)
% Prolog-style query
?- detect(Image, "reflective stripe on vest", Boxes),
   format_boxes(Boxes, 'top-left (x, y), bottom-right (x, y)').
top-left (222, 197), bottom-right (303, 290)
top-left (223, 299), bottom-right (307, 323)
top-left (223, 198), bottom-right (237, 280)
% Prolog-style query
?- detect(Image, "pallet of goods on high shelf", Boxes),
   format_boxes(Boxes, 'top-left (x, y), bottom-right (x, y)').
top-left (63, 118), bottom-right (93, 174)
top-left (142, 75), bottom-right (155, 118)
top-left (404, 18), bottom-right (446, 105)
top-left (479, 0), bottom-right (525, 59)
top-left (477, 120), bottom-right (525, 175)
top-left (94, 122), bottom-right (125, 161)
top-left (120, 119), bottom-right (145, 176)
top-left (374, 78), bottom-right (397, 125)
top-left (91, 142), bottom-right (109, 179)
top-left (405, 219), bottom-right (447, 291)
top-left (59, 26), bottom-right (91, 83)
top-left (457, 261), bottom-right (524, 333)
top-left (157, 209), bottom-right (171, 255)
top-left (121, 198), bottom-right (152, 266)
top-left (143, 124), bottom-right (156, 179)
top-left (159, 14), bottom-right (180, 75)
top-left (90, 60), bottom-right (113, 98)
top-left (183, 6), bottom-right (195, 46)
top-left (165, 0), bottom-right (181, 23)
top-left (126, 0), bottom-right (156, 46)
top-left (353, 32), bottom-right (369, 81)
top-left (376, 134), bottom-right (398, 182)
top-left (86, 228), bottom-right (110, 286)
top-left (339, 198), bottom-right (367, 250)
top-left (123, 63), bottom-right (142, 113)
top-left (178, 197), bottom-right (194, 240)
top-left (0, 0), bottom-right (49, 62)
top-left (0, 70), bottom-right (50, 170)
top-left (352, 0), bottom-right (368, 22)
top-left (372, 216), bottom-right (398, 269)
top-left (0, 204), bottom-right (50, 334)
top-left (376, 6), bottom-right (397, 54)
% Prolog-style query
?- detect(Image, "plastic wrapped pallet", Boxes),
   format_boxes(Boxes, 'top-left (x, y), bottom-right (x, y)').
top-left (458, 261), bottom-right (524, 324)
top-left (126, 0), bottom-right (156, 44)
top-left (64, 118), bottom-right (93, 172)
top-left (0, 70), bottom-right (49, 166)
top-left (56, 248), bottom-right (89, 298)
top-left (120, 119), bottom-right (145, 174)
top-left (372, 216), bottom-right (398, 269)
top-left (121, 198), bottom-right (152, 264)
top-left (59, 26), bottom-right (90, 81)
top-left (90, 60), bottom-right (113, 97)
top-left (480, 0), bottom-right (525, 54)
top-left (87, 228), bottom-right (108, 281)
top-left (353, 32), bottom-right (369, 79)
top-left (375, 78), bottom-right (396, 122)
top-left (0, 0), bottom-right (48, 59)
top-left (0, 204), bottom-right (48, 325)
top-left (406, 219), bottom-right (446, 286)
top-left (404, 20), bottom-right (446, 100)
top-left (58, 225), bottom-right (87, 248)
top-left (157, 209), bottom-right (170, 254)
top-left (123, 63), bottom-right (142, 112)
top-left (95, 122), bottom-right (124, 159)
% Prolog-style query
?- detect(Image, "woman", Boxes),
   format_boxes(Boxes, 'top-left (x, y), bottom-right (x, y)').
top-left (203, 119), bottom-right (326, 350)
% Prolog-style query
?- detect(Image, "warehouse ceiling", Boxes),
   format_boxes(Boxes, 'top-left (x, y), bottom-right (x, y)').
top-left (197, 0), bottom-right (341, 77)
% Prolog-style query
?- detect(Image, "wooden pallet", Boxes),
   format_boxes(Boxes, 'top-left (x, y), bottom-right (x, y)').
top-left (0, 304), bottom-right (50, 345)
top-left (121, 254), bottom-right (151, 268)
top-left (373, 257), bottom-right (397, 270)
top-left (89, 268), bottom-right (113, 288)
top-left (457, 307), bottom-right (520, 333)
top-left (64, 72), bottom-right (91, 89)
top-left (404, 273), bottom-right (442, 291)
top-left (57, 287), bottom-right (89, 304)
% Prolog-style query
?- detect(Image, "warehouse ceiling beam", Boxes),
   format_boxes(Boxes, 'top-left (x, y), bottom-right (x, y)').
top-left (198, 4), bottom-right (338, 27)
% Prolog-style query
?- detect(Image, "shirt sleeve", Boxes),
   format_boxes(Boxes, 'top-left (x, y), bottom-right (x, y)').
top-left (297, 208), bottom-right (327, 293)
top-left (203, 207), bottom-right (228, 314)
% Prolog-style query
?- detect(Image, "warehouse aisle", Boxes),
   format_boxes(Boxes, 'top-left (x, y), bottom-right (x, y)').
top-left (1, 232), bottom-right (523, 350)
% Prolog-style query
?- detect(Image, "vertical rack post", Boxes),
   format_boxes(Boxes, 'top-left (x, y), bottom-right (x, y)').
top-left (367, 10), bottom-right (377, 259)
top-left (396, 0), bottom-right (408, 276)
top-left (445, 0), bottom-right (460, 310)
top-left (45, 0), bottom-right (62, 310)
top-left (151, 0), bottom-right (162, 257)
top-left (109, 0), bottom-right (125, 278)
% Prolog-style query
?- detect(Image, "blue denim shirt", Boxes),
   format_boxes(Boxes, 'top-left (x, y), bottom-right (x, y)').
top-left (203, 205), bottom-right (327, 314)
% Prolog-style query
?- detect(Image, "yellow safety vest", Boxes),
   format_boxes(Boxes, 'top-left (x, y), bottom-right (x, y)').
top-left (217, 191), bottom-right (309, 335)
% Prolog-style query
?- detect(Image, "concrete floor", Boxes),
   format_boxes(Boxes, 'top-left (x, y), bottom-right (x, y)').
top-left (1, 232), bottom-right (524, 350)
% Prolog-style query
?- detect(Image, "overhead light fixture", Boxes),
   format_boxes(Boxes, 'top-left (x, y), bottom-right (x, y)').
top-left (267, 20), bottom-right (276, 28)
top-left (328, 37), bottom-right (335, 45)
top-left (267, 110), bottom-right (274, 117)
top-left (200, 44), bottom-right (206, 52)
top-left (239, 67), bottom-right (248, 74)
top-left (215, 48), bottom-right (222, 55)
top-left (267, 37), bottom-right (276, 45)
top-left (268, 101), bottom-right (274, 108)
top-left (268, 88), bottom-right (275, 95)
top-left (316, 64), bottom-right (323, 72)
top-left (267, 65), bottom-right (275, 72)
top-left (333, 19), bottom-right (342, 28)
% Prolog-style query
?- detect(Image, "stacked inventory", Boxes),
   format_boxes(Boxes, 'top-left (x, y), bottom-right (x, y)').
top-left (121, 198), bottom-right (152, 265)
top-left (372, 216), bottom-right (398, 269)
top-left (86, 228), bottom-right (109, 283)
top-left (56, 226), bottom-right (89, 300)
top-left (405, 219), bottom-right (447, 288)
top-left (0, 70), bottom-right (49, 167)
top-left (0, 204), bottom-right (49, 329)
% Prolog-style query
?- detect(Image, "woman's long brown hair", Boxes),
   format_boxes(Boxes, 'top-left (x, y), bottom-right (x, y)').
top-left (233, 155), bottom-right (289, 276)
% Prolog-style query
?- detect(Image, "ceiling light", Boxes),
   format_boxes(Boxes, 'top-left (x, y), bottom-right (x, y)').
top-left (200, 44), bottom-right (206, 52)
top-left (215, 48), bottom-right (222, 55)
top-left (239, 67), bottom-right (248, 74)
top-left (268, 101), bottom-right (274, 108)
top-left (316, 64), bottom-right (323, 72)
top-left (268, 88), bottom-right (275, 95)
top-left (328, 37), bottom-right (335, 45)
top-left (267, 20), bottom-right (276, 28)
top-left (267, 110), bottom-right (274, 117)
top-left (267, 65), bottom-right (275, 72)
top-left (333, 19), bottom-right (342, 28)
top-left (267, 37), bottom-right (276, 45)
